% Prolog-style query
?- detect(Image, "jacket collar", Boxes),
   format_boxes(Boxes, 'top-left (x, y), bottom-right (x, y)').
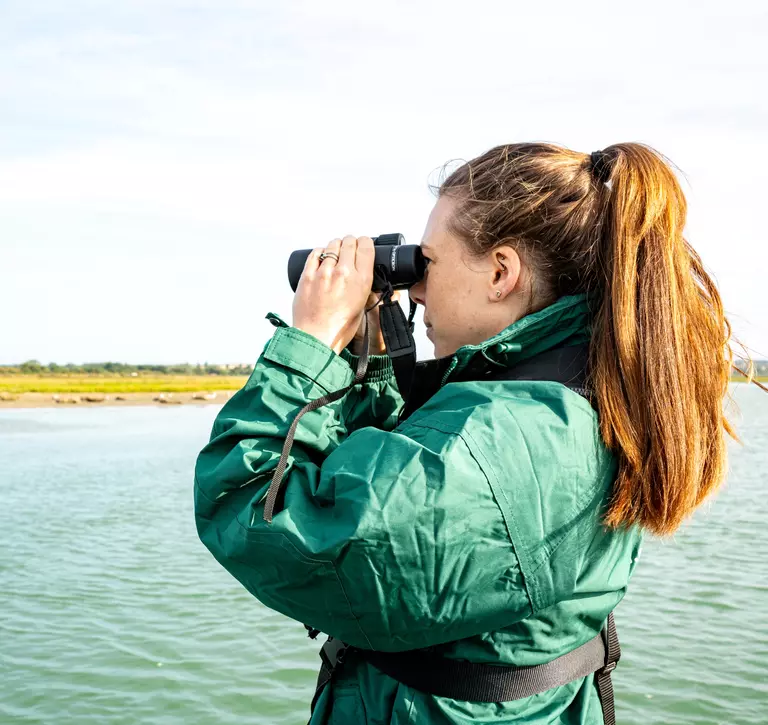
top-left (398, 294), bottom-right (592, 422)
top-left (441, 293), bottom-right (593, 386)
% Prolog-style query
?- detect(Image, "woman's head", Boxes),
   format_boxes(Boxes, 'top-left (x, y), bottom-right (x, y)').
top-left (410, 143), bottom-right (624, 358)
top-left (413, 141), bottom-right (735, 536)
top-left (408, 194), bottom-right (528, 358)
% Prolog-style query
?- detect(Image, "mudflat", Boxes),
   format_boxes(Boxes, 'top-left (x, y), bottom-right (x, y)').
top-left (0, 391), bottom-right (235, 409)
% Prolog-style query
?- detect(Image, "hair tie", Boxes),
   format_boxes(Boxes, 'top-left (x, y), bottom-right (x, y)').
top-left (590, 150), bottom-right (612, 184)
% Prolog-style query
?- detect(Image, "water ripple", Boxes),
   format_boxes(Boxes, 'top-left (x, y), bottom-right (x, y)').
top-left (1, 389), bottom-right (766, 724)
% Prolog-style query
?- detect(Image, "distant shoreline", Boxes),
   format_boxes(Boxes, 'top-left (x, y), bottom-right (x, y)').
top-left (0, 391), bottom-right (235, 409)
top-left (2, 380), bottom-right (764, 410)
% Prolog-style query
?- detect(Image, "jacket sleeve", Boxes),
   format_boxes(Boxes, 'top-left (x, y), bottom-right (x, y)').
top-left (194, 324), bottom-right (530, 652)
top-left (338, 347), bottom-right (404, 433)
top-left (265, 312), bottom-right (404, 433)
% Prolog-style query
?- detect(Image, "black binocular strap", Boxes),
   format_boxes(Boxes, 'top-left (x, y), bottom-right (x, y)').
top-left (379, 295), bottom-right (418, 401)
top-left (262, 311), bottom-right (375, 523)
top-left (263, 286), bottom-right (416, 523)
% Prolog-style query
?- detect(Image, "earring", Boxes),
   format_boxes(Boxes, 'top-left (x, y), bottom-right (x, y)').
top-left (496, 291), bottom-right (501, 298)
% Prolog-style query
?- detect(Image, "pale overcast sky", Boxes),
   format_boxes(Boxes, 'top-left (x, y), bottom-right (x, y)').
top-left (1, 0), bottom-right (766, 364)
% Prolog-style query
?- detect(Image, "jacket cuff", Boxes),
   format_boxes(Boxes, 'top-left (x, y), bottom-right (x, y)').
top-left (340, 348), bottom-right (395, 383)
top-left (263, 327), bottom-right (354, 394)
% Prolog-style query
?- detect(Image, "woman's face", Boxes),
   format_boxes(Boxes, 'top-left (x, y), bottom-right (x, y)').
top-left (409, 195), bottom-right (527, 358)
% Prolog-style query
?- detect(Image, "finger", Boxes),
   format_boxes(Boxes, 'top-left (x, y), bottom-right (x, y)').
top-left (317, 238), bottom-right (342, 276)
top-left (337, 235), bottom-right (357, 269)
top-left (355, 236), bottom-right (374, 273)
top-left (304, 247), bottom-right (325, 277)
top-left (364, 291), bottom-right (380, 313)
top-left (323, 237), bottom-right (342, 262)
top-left (366, 291), bottom-right (380, 306)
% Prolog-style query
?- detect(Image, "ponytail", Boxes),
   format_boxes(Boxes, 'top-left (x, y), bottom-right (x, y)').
top-left (440, 141), bottom-right (741, 536)
top-left (591, 144), bottom-right (735, 535)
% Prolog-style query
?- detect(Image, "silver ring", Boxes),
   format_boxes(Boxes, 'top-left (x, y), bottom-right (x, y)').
top-left (318, 252), bottom-right (339, 263)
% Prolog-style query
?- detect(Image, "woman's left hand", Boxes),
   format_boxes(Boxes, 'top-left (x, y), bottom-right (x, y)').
top-left (292, 235), bottom-right (375, 355)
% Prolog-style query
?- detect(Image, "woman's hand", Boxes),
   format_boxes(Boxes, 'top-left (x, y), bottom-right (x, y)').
top-left (350, 290), bottom-right (402, 355)
top-left (292, 235), bottom-right (375, 355)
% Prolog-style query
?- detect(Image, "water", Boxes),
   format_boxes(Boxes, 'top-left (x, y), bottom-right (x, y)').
top-left (0, 386), bottom-right (766, 725)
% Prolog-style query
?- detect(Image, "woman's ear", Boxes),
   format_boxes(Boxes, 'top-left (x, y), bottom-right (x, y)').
top-left (491, 246), bottom-right (521, 301)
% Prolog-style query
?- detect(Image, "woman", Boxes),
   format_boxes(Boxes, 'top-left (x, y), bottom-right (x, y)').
top-left (194, 142), bottom-right (735, 724)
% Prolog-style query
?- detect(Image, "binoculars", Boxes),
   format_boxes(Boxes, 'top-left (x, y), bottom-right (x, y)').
top-left (287, 234), bottom-right (426, 292)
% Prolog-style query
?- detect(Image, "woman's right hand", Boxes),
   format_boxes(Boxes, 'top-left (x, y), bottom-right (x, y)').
top-left (349, 290), bottom-right (402, 355)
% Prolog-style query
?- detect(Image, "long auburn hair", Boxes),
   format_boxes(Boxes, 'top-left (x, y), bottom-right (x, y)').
top-left (439, 142), bottom-right (737, 536)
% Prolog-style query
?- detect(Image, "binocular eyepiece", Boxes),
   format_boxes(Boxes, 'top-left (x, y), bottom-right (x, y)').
top-left (287, 234), bottom-right (426, 292)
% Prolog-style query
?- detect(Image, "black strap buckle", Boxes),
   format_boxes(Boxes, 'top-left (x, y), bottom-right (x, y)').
top-left (310, 638), bottom-right (351, 722)
top-left (600, 611), bottom-right (621, 672)
top-left (319, 637), bottom-right (349, 673)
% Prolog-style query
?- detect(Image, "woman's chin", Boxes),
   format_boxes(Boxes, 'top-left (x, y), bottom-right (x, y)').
top-left (427, 329), bottom-right (444, 357)
top-left (426, 327), bottom-right (438, 349)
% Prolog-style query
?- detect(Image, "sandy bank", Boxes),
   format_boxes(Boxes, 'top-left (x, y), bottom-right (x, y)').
top-left (0, 391), bottom-right (235, 409)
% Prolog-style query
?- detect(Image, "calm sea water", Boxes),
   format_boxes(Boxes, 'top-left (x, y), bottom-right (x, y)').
top-left (1, 386), bottom-right (766, 725)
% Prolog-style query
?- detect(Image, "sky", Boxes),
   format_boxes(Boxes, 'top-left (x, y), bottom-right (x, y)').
top-left (1, 0), bottom-right (766, 364)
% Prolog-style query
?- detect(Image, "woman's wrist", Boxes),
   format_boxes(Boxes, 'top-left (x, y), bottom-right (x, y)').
top-left (350, 338), bottom-right (387, 356)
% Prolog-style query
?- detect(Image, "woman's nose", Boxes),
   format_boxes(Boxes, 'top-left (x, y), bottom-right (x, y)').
top-left (409, 279), bottom-right (425, 307)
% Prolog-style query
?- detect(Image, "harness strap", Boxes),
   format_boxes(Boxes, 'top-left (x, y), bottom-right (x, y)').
top-left (360, 618), bottom-right (618, 705)
top-left (481, 342), bottom-right (590, 392)
top-left (310, 616), bottom-right (619, 725)
top-left (595, 612), bottom-right (620, 725)
top-left (307, 342), bottom-right (621, 723)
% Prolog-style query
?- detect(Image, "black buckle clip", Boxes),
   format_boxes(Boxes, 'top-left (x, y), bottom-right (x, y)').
top-left (600, 660), bottom-right (618, 675)
top-left (335, 647), bottom-right (348, 667)
top-left (320, 638), bottom-right (349, 673)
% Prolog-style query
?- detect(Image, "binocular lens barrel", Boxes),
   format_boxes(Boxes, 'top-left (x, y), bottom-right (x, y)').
top-left (287, 235), bottom-right (425, 292)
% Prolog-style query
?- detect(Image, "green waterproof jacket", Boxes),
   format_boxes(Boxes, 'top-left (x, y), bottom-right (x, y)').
top-left (194, 293), bottom-right (643, 724)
